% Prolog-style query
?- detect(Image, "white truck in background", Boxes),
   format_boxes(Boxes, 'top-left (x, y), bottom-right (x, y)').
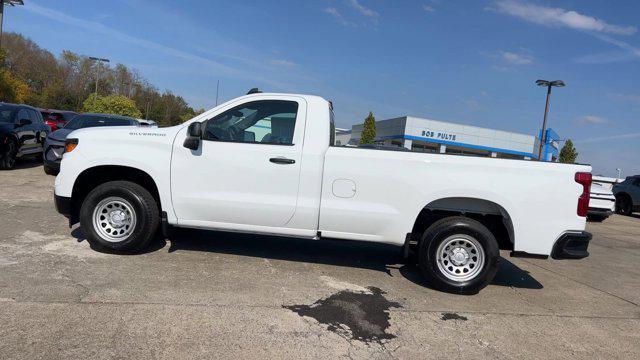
top-left (54, 92), bottom-right (593, 294)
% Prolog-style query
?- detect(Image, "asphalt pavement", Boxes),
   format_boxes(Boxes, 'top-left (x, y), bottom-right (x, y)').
top-left (1, 161), bottom-right (639, 359)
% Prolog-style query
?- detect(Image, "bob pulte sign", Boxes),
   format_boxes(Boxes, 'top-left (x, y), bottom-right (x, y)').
top-left (421, 130), bottom-right (457, 141)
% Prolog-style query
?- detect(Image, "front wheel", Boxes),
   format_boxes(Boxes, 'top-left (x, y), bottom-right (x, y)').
top-left (418, 216), bottom-right (499, 295)
top-left (615, 195), bottom-right (632, 216)
top-left (0, 139), bottom-right (17, 170)
top-left (80, 181), bottom-right (159, 253)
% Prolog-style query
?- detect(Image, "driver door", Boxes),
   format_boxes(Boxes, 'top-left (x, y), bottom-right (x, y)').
top-left (14, 109), bottom-right (37, 155)
top-left (171, 96), bottom-right (306, 229)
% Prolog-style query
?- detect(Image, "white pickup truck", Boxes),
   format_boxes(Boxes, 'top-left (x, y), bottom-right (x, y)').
top-left (54, 92), bottom-right (593, 294)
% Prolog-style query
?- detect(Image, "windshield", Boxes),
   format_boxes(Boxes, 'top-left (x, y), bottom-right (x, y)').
top-left (64, 115), bottom-right (134, 130)
top-left (0, 105), bottom-right (16, 123)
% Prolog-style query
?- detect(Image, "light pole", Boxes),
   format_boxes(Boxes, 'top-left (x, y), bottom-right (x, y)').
top-left (535, 79), bottom-right (565, 161)
top-left (0, 1), bottom-right (24, 50)
top-left (89, 56), bottom-right (110, 99)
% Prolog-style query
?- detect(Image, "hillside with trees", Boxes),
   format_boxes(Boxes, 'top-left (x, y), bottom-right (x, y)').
top-left (0, 32), bottom-right (203, 126)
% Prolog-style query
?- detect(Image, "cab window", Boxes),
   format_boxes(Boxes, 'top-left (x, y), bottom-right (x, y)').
top-left (28, 110), bottom-right (43, 124)
top-left (203, 100), bottom-right (298, 145)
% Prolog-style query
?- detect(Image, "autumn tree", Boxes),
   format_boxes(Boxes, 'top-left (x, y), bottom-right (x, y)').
top-left (1, 32), bottom-right (200, 126)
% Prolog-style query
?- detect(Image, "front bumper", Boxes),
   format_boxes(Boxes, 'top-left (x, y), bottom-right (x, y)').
top-left (551, 231), bottom-right (592, 260)
top-left (43, 140), bottom-right (64, 166)
top-left (44, 158), bottom-right (60, 171)
top-left (54, 194), bottom-right (72, 219)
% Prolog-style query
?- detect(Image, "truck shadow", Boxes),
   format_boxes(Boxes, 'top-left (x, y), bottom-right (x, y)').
top-left (159, 228), bottom-right (543, 290)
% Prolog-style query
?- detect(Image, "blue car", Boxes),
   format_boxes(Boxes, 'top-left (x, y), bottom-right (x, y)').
top-left (43, 113), bottom-right (139, 175)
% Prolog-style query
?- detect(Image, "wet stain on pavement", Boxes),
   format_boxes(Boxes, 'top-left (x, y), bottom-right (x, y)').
top-left (441, 312), bottom-right (468, 321)
top-left (284, 287), bottom-right (401, 343)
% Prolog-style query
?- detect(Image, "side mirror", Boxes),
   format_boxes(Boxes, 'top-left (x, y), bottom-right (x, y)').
top-left (18, 118), bottom-right (32, 127)
top-left (183, 122), bottom-right (202, 150)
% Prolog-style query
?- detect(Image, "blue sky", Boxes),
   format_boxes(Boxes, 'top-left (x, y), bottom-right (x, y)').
top-left (4, 0), bottom-right (639, 176)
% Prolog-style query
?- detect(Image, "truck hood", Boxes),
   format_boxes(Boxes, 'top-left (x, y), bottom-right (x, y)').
top-left (70, 125), bottom-right (181, 147)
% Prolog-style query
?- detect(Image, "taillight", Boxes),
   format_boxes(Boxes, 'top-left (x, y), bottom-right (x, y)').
top-left (575, 172), bottom-right (592, 217)
top-left (45, 119), bottom-right (57, 131)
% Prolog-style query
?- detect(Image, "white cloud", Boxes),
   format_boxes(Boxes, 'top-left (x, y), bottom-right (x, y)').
top-left (423, 5), bottom-right (435, 13)
top-left (270, 59), bottom-right (297, 67)
top-left (324, 7), bottom-right (357, 27)
top-left (490, 0), bottom-right (636, 35)
top-left (576, 132), bottom-right (640, 144)
top-left (499, 50), bottom-right (533, 65)
top-left (613, 93), bottom-right (640, 103)
top-left (577, 115), bottom-right (609, 125)
top-left (573, 51), bottom-right (638, 64)
top-left (347, 0), bottom-right (379, 19)
top-left (592, 33), bottom-right (640, 58)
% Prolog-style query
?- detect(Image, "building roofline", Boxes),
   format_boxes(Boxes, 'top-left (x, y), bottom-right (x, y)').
top-left (379, 134), bottom-right (538, 159)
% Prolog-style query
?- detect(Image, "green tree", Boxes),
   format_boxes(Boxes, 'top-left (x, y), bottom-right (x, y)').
top-left (41, 81), bottom-right (76, 110)
top-left (559, 139), bottom-right (578, 164)
top-left (359, 111), bottom-right (377, 145)
top-left (82, 94), bottom-right (142, 118)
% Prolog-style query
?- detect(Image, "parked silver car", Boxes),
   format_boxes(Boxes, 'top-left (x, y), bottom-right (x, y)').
top-left (43, 113), bottom-right (139, 175)
top-left (613, 176), bottom-right (640, 216)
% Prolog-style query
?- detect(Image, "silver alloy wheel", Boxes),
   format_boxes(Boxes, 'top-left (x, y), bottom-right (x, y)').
top-left (436, 234), bottom-right (485, 282)
top-left (92, 197), bottom-right (137, 243)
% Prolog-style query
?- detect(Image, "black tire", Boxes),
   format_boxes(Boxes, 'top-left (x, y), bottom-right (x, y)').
top-left (418, 216), bottom-right (499, 295)
top-left (0, 138), bottom-right (17, 170)
top-left (43, 164), bottom-right (58, 176)
top-left (587, 214), bottom-right (607, 222)
top-left (615, 194), bottom-right (632, 216)
top-left (80, 181), bottom-right (159, 253)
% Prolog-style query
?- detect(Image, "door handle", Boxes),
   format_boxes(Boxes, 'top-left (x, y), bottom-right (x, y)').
top-left (269, 157), bottom-right (296, 165)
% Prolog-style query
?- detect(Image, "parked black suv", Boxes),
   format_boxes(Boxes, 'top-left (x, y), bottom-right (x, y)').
top-left (0, 103), bottom-right (50, 170)
top-left (613, 176), bottom-right (640, 216)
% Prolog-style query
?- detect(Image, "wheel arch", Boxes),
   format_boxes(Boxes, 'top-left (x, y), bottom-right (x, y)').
top-left (411, 197), bottom-right (515, 251)
top-left (70, 165), bottom-right (161, 225)
top-left (2, 133), bottom-right (19, 147)
top-left (615, 191), bottom-right (632, 202)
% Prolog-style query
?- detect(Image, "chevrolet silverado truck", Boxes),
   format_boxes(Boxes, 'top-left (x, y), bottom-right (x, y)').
top-left (53, 92), bottom-right (593, 294)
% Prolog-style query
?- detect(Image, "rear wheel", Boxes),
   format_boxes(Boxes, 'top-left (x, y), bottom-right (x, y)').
top-left (80, 181), bottom-right (159, 253)
top-left (615, 195), bottom-right (632, 216)
top-left (418, 216), bottom-right (499, 295)
top-left (0, 139), bottom-right (17, 170)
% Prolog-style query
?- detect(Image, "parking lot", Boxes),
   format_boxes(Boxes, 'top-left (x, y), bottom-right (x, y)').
top-left (0, 161), bottom-right (639, 359)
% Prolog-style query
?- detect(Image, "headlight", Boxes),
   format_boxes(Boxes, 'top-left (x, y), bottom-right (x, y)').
top-left (64, 138), bottom-right (78, 154)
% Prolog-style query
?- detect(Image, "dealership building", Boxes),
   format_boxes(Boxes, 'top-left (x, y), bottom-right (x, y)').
top-left (339, 116), bottom-right (560, 161)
